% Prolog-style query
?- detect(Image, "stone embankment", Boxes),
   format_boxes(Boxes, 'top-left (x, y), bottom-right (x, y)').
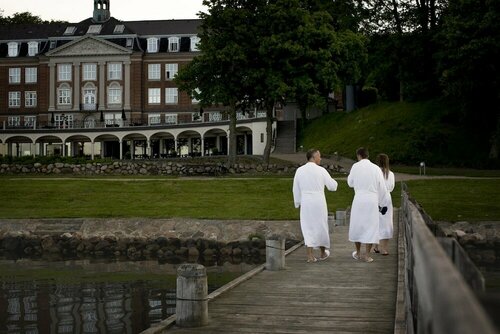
top-left (439, 221), bottom-right (500, 265)
top-left (0, 219), bottom-right (303, 264)
top-left (0, 161), bottom-right (345, 176)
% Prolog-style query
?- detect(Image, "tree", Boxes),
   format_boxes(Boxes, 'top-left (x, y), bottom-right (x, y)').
top-left (175, 0), bottom-right (258, 166)
top-left (0, 11), bottom-right (43, 25)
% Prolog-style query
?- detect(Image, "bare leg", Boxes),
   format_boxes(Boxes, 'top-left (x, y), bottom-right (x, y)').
top-left (365, 244), bottom-right (374, 262)
top-left (306, 247), bottom-right (315, 261)
top-left (355, 242), bottom-right (361, 257)
top-left (320, 246), bottom-right (326, 258)
top-left (380, 239), bottom-right (389, 254)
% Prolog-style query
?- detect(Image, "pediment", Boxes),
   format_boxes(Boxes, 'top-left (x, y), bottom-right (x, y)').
top-left (46, 36), bottom-right (132, 57)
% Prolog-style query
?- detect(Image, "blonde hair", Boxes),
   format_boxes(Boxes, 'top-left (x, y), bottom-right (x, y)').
top-left (376, 153), bottom-right (390, 179)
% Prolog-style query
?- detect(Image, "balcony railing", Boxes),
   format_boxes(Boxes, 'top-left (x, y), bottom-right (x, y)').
top-left (1, 111), bottom-right (267, 131)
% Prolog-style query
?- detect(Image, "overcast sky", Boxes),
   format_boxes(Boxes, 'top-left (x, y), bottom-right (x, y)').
top-left (1, 0), bottom-right (207, 22)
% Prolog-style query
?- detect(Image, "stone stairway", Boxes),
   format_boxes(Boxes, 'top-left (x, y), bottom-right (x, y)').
top-left (274, 120), bottom-right (296, 154)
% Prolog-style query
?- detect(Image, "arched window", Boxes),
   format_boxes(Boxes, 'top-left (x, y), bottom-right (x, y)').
top-left (107, 82), bottom-right (122, 106)
top-left (83, 83), bottom-right (97, 110)
top-left (147, 37), bottom-right (159, 53)
top-left (57, 83), bottom-right (72, 106)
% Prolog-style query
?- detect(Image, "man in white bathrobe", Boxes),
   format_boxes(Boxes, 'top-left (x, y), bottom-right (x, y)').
top-left (347, 147), bottom-right (387, 263)
top-left (293, 149), bottom-right (338, 263)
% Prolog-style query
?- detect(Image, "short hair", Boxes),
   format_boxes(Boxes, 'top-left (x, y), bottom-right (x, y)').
top-left (306, 149), bottom-right (319, 161)
top-left (356, 147), bottom-right (369, 159)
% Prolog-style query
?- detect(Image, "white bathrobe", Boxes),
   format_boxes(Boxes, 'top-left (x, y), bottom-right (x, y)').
top-left (293, 162), bottom-right (338, 248)
top-left (347, 159), bottom-right (387, 244)
top-left (379, 171), bottom-right (395, 239)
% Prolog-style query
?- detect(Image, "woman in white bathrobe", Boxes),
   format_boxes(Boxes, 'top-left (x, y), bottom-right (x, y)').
top-left (373, 153), bottom-right (395, 255)
top-left (347, 147), bottom-right (387, 262)
top-left (293, 149), bottom-right (338, 263)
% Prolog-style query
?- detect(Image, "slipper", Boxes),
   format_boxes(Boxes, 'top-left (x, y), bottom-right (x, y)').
top-left (319, 250), bottom-right (330, 261)
top-left (352, 251), bottom-right (360, 260)
top-left (307, 257), bottom-right (318, 263)
top-left (365, 256), bottom-right (374, 263)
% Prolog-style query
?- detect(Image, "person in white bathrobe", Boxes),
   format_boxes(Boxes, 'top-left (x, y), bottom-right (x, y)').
top-left (347, 147), bottom-right (387, 263)
top-left (373, 153), bottom-right (395, 255)
top-left (293, 149), bottom-right (338, 263)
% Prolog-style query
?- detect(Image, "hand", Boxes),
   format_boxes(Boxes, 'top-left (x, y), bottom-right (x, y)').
top-left (379, 206), bottom-right (388, 215)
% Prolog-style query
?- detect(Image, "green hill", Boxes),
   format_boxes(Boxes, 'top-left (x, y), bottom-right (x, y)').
top-left (300, 100), bottom-right (494, 167)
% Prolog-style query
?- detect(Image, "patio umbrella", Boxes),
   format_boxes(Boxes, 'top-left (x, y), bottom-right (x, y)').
top-left (121, 109), bottom-right (126, 120)
top-left (100, 110), bottom-right (104, 122)
top-left (50, 112), bottom-right (55, 124)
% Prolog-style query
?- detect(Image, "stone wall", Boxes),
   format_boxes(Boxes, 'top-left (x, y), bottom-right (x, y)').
top-left (438, 221), bottom-right (500, 265)
top-left (0, 218), bottom-right (303, 264)
top-left (0, 161), bottom-right (345, 176)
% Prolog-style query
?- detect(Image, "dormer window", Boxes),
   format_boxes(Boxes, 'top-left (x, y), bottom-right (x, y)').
top-left (190, 36), bottom-right (200, 52)
top-left (87, 25), bottom-right (102, 34)
top-left (64, 26), bottom-right (77, 35)
top-left (147, 38), bottom-right (159, 53)
top-left (50, 41), bottom-right (57, 49)
top-left (168, 37), bottom-right (179, 52)
top-left (28, 42), bottom-right (39, 56)
top-left (126, 38), bottom-right (133, 48)
top-left (8, 42), bottom-right (19, 57)
top-left (113, 25), bottom-right (125, 34)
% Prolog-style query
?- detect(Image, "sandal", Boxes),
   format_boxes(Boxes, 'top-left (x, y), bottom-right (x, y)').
top-left (307, 257), bottom-right (318, 263)
top-left (319, 250), bottom-right (330, 261)
top-left (364, 256), bottom-right (374, 263)
top-left (352, 251), bottom-right (360, 260)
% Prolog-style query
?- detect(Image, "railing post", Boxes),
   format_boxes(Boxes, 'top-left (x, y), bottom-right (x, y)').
top-left (266, 236), bottom-right (285, 271)
top-left (176, 264), bottom-right (208, 328)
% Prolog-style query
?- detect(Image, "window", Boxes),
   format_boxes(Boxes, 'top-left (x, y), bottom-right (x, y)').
top-left (165, 88), bottom-right (178, 104)
top-left (168, 37), bottom-right (179, 52)
top-left (8, 42), bottom-right (18, 57)
top-left (148, 113), bottom-right (161, 125)
top-left (25, 67), bottom-right (38, 83)
top-left (190, 36), bottom-right (200, 51)
top-left (148, 88), bottom-right (161, 104)
top-left (64, 26), bottom-right (77, 35)
top-left (147, 38), bottom-right (159, 53)
top-left (9, 92), bottom-right (21, 107)
top-left (58, 64), bottom-right (72, 81)
top-left (192, 88), bottom-right (201, 104)
top-left (126, 38), bottom-right (133, 48)
top-left (55, 114), bottom-right (74, 128)
top-left (108, 63), bottom-right (122, 80)
top-left (25, 91), bottom-right (37, 107)
top-left (9, 68), bottom-right (21, 84)
top-left (113, 25), bottom-right (125, 34)
top-left (8, 116), bottom-right (21, 127)
top-left (107, 85), bottom-right (122, 105)
top-left (83, 63), bottom-right (97, 81)
top-left (57, 86), bottom-right (72, 105)
top-left (28, 42), bottom-right (39, 56)
top-left (24, 116), bottom-right (36, 127)
top-left (87, 25), bottom-right (102, 34)
top-left (83, 87), bottom-right (97, 110)
top-left (148, 64), bottom-right (161, 80)
top-left (104, 113), bottom-right (122, 126)
top-left (165, 64), bottom-right (178, 80)
top-left (50, 40), bottom-right (57, 49)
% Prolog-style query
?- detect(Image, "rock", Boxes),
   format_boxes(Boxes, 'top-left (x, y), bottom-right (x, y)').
top-left (188, 247), bottom-right (199, 257)
top-left (455, 230), bottom-right (466, 238)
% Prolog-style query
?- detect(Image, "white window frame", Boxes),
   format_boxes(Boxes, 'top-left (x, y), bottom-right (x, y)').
top-left (83, 63), bottom-right (97, 81)
top-left (107, 83), bottom-right (122, 105)
top-left (8, 116), bottom-right (21, 127)
top-left (9, 68), bottom-right (21, 84)
top-left (147, 38), bottom-right (159, 53)
top-left (165, 63), bottom-right (178, 80)
top-left (108, 63), bottom-right (122, 80)
top-left (58, 64), bottom-right (72, 81)
top-left (148, 113), bottom-right (161, 125)
top-left (104, 113), bottom-right (122, 126)
top-left (87, 25), bottom-right (102, 34)
top-left (63, 26), bottom-right (76, 35)
top-left (25, 67), bottom-right (38, 84)
top-left (190, 36), bottom-right (200, 51)
top-left (28, 41), bottom-right (39, 56)
top-left (9, 92), bottom-right (21, 107)
top-left (55, 114), bottom-right (74, 129)
top-left (165, 88), bottom-right (178, 104)
top-left (126, 38), bottom-right (133, 48)
top-left (113, 25), bottom-right (125, 34)
top-left (24, 116), bottom-right (36, 127)
top-left (148, 64), bottom-right (161, 80)
top-left (191, 88), bottom-right (201, 104)
top-left (168, 37), bottom-right (179, 52)
top-left (83, 86), bottom-right (97, 110)
top-left (57, 85), bottom-right (72, 105)
top-left (165, 114), bottom-right (178, 124)
top-left (25, 91), bottom-right (37, 107)
top-left (8, 42), bottom-right (19, 57)
top-left (148, 88), bottom-right (161, 104)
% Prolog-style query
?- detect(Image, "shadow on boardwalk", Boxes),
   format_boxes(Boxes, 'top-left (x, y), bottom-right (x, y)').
top-left (165, 218), bottom-right (399, 333)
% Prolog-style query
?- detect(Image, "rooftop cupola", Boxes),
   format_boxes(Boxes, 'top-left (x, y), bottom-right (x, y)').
top-left (93, 0), bottom-right (110, 23)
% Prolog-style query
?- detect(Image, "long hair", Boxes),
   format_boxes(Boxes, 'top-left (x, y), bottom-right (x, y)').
top-left (376, 153), bottom-right (390, 179)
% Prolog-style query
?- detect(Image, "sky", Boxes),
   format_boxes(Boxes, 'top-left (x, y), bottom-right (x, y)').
top-left (1, 0), bottom-right (207, 22)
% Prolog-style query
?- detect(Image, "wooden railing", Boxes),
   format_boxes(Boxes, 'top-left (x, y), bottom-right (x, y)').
top-left (398, 183), bottom-right (497, 334)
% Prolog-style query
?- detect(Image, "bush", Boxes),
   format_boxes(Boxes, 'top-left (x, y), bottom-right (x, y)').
top-left (360, 86), bottom-right (378, 107)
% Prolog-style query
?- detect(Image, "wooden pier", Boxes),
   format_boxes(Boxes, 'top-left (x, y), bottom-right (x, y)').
top-left (164, 218), bottom-right (399, 333)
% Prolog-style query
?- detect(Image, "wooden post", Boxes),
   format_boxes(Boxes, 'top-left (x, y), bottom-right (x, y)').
top-left (266, 236), bottom-right (285, 271)
top-left (176, 264), bottom-right (208, 327)
top-left (336, 210), bottom-right (347, 226)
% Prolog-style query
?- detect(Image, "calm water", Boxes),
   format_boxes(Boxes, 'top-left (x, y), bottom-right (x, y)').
top-left (0, 258), bottom-right (254, 334)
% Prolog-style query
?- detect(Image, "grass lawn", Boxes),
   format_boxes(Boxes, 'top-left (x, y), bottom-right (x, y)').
top-left (1, 176), bottom-right (499, 222)
top-left (392, 166), bottom-right (500, 178)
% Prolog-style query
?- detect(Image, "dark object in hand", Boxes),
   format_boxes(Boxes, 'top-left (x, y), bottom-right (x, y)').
top-left (379, 206), bottom-right (388, 215)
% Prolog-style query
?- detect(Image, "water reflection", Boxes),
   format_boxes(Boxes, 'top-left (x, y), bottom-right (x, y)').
top-left (0, 258), bottom-right (254, 334)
